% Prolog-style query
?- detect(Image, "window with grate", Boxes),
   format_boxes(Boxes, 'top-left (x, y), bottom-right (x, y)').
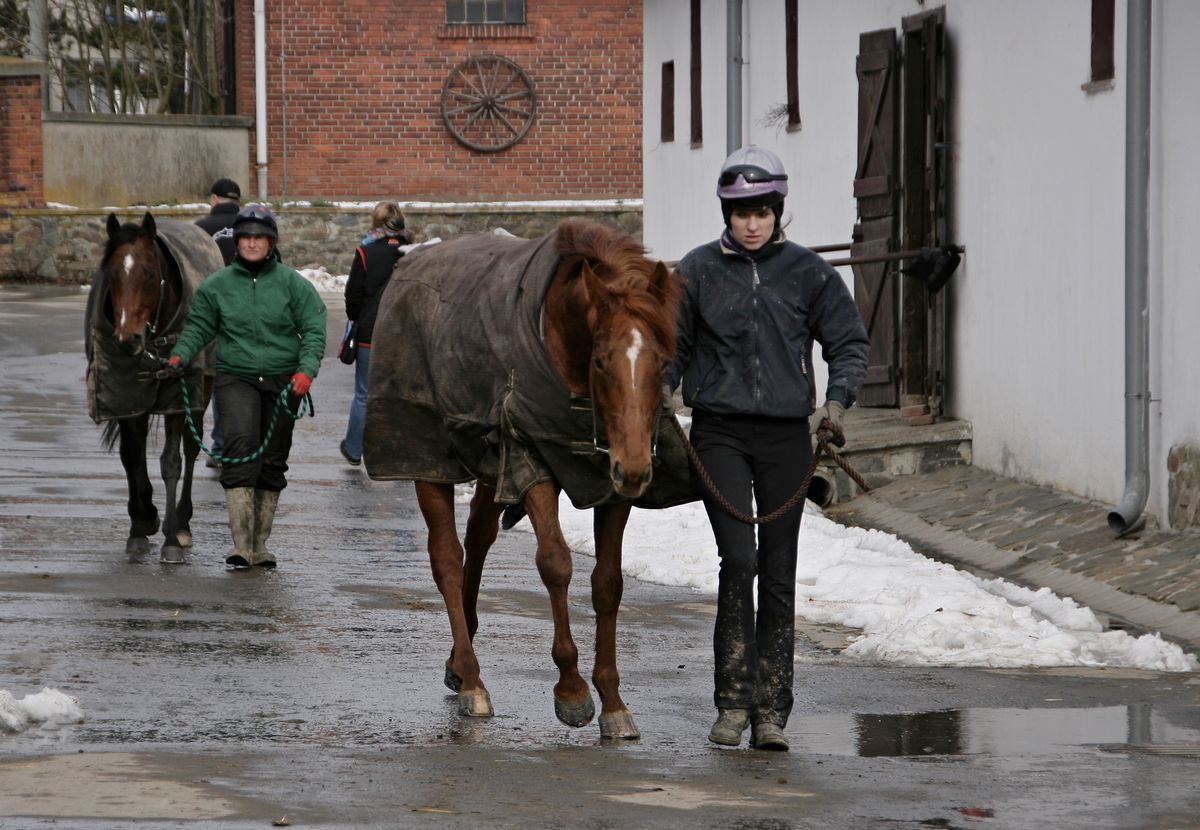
top-left (446, 0), bottom-right (525, 24)
top-left (1083, 0), bottom-right (1115, 92)
top-left (661, 61), bottom-right (675, 143)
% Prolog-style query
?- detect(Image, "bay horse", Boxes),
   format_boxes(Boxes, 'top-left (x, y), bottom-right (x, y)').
top-left (365, 219), bottom-right (696, 739)
top-left (85, 212), bottom-right (223, 563)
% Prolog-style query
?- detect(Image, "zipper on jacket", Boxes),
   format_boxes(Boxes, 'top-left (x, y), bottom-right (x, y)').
top-left (751, 259), bottom-right (762, 402)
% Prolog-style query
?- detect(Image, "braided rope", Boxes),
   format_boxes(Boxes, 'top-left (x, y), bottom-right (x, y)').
top-left (670, 415), bottom-right (873, 525)
top-left (179, 375), bottom-right (312, 466)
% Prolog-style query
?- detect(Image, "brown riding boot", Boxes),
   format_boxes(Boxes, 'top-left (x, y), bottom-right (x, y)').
top-left (224, 487), bottom-right (255, 568)
top-left (252, 489), bottom-right (279, 568)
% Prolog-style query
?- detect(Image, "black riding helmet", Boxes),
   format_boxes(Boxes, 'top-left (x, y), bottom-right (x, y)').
top-left (233, 203), bottom-right (278, 240)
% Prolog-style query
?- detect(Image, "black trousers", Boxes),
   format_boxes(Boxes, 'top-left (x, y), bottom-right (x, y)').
top-left (689, 409), bottom-right (812, 727)
top-left (214, 372), bottom-right (301, 492)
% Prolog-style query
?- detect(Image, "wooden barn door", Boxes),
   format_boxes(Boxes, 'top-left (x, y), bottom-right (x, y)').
top-left (851, 28), bottom-right (900, 407)
top-left (853, 8), bottom-right (951, 422)
top-left (901, 6), bottom-right (950, 421)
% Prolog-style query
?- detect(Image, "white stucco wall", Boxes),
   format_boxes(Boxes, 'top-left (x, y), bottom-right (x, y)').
top-left (643, 0), bottom-right (1198, 525)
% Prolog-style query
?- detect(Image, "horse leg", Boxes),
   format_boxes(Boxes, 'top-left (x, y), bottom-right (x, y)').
top-left (158, 414), bottom-right (187, 564)
top-left (524, 482), bottom-right (595, 728)
top-left (442, 482), bottom-right (504, 692)
top-left (592, 502), bottom-right (640, 739)
top-left (118, 415), bottom-right (158, 557)
top-left (175, 409), bottom-right (202, 548)
top-left (415, 481), bottom-right (493, 718)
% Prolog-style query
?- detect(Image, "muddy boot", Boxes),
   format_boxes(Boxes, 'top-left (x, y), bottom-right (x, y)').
top-left (224, 487), bottom-right (255, 568)
top-left (252, 489), bottom-right (279, 569)
top-left (750, 721), bottom-right (790, 751)
top-left (708, 708), bottom-right (750, 746)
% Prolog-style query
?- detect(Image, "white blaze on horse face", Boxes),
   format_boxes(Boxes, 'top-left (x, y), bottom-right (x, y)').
top-left (123, 253), bottom-right (135, 276)
top-left (625, 328), bottom-right (644, 389)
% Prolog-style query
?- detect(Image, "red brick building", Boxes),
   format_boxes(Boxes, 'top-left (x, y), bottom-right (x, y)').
top-left (231, 0), bottom-right (643, 201)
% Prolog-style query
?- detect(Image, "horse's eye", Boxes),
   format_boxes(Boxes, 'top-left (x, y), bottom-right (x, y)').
top-left (593, 356), bottom-right (605, 371)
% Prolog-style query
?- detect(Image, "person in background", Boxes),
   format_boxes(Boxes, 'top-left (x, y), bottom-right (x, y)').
top-left (194, 177), bottom-right (241, 467)
top-left (170, 204), bottom-right (327, 569)
top-left (666, 146), bottom-right (869, 751)
top-left (339, 201), bottom-right (411, 466)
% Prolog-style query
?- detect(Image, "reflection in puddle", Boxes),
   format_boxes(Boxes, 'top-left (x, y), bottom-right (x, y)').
top-left (794, 705), bottom-right (1200, 757)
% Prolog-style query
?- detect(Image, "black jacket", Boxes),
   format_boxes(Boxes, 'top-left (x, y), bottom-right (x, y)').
top-left (344, 237), bottom-right (405, 344)
top-left (667, 235), bottom-right (870, 418)
top-left (194, 202), bottom-right (239, 266)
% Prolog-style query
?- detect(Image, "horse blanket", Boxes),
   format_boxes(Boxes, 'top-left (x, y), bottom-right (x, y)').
top-left (86, 219), bottom-right (223, 422)
top-left (364, 229), bottom-right (699, 510)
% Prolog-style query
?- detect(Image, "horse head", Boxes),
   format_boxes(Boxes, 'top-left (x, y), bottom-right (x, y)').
top-left (548, 225), bottom-right (680, 499)
top-left (103, 212), bottom-right (162, 354)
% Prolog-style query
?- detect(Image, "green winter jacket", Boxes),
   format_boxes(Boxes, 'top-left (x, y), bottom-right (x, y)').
top-left (172, 257), bottom-right (327, 379)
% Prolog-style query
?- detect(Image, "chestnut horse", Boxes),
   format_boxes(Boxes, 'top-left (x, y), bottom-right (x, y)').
top-left (85, 212), bottom-right (222, 562)
top-left (365, 219), bottom-right (695, 739)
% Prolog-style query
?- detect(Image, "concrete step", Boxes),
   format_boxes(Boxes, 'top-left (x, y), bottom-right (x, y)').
top-left (814, 407), bottom-right (972, 506)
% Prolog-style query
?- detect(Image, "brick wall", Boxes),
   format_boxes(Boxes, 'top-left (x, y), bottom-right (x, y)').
top-left (233, 0), bottom-right (642, 202)
top-left (0, 63), bottom-right (45, 209)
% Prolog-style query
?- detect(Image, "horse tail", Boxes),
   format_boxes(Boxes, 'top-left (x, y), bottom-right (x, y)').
top-left (100, 420), bottom-right (120, 452)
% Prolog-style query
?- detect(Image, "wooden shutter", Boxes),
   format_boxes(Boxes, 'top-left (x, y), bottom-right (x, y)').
top-left (852, 28), bottom-right (900, 407)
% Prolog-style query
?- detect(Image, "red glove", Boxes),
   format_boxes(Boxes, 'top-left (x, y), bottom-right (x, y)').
top-left (168, 355), bottom-right (182, 368)
top-left (290, 373), bottom-right (312, 396)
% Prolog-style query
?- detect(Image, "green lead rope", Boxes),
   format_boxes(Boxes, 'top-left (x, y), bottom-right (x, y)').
top-left (180, 376), bottom-right (314, 466)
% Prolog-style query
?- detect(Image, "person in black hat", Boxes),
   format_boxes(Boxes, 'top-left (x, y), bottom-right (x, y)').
top-left (196, 178), bottom-right (241, 266)
top-left (195, 178), bottom-right (242, 466)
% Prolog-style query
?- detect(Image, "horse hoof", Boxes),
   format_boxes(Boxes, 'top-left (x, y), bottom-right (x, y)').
top-left (125, 537), bottom-right (150, 557)
top-left (457, 689), bottom-right (494, 718)
top-left (599, 709), bottom-right (641, 740)
top-left (554, 693), bottom-right (596, 728)
top-left (159, 545), bottom-right (186, 564)
top-left (444, 659), bottom-right (462, 693)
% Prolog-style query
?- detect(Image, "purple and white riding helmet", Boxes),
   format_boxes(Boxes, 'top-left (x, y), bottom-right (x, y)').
top-left (716, 145), bottom-right (789, 203)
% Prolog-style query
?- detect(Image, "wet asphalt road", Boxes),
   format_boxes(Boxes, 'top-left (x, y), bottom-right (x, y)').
top-left (1, 285), bottom-right (1199, 830)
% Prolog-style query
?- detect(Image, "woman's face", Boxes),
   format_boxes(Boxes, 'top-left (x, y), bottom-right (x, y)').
top-left (237, 234), bottom-right (273, 263)
top-left (729, 206), bottom-right (776, 251)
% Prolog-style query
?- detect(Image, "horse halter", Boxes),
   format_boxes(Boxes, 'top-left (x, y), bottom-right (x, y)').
top-left (576, 334), bottom-right (665, 460)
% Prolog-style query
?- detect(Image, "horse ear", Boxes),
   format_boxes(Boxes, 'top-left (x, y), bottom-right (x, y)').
top-left (106, 213), bottom-right (120, 240)
top-left (580, 261), bottom-right (610, 311)
top-left (648, 261), bottom-right (673, 302)
top-left (141, 212), bottom-right (156, 238)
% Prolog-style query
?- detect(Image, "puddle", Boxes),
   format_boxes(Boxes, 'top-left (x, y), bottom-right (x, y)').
top-left (794, 704), bottom-right (1200, 757)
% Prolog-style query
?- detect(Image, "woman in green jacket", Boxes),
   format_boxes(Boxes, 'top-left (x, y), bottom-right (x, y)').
top-left (170, 204), bottom-right (327, 568)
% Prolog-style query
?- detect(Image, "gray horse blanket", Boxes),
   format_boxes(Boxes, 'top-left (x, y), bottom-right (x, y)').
top-left (86, 219), bottom-right (223, 422)
top-left (364, 228), bottom-right (698, 510)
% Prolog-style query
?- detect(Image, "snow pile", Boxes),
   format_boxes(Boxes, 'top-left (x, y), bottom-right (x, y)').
top-left (0, 688), bottom-right (84, 733)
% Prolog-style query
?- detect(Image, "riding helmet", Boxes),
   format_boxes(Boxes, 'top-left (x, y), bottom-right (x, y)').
top-left (717, 145), bottom-right (789, 228)
top-left (232, 203), bottom-right (279, 240)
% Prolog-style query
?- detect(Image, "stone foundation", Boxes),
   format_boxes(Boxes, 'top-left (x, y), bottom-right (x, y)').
top-left (0, 203), bottom-right (643, 283)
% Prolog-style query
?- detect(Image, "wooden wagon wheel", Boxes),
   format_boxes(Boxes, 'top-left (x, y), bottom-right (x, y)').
top-left (440, 54), bottom-right (537, 153)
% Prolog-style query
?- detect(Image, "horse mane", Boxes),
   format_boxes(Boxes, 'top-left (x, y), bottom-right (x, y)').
top-left (554, 219), bottom-right (680, 354)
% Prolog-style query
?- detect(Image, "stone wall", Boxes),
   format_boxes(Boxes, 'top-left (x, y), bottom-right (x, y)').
top-left (0, 203), bottom-right (643, 283)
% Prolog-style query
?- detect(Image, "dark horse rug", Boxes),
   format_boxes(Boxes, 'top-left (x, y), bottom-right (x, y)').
top-left (364, 227), bottom-right (698, 510)
top-left (85, 219), bottom-right (223, 423)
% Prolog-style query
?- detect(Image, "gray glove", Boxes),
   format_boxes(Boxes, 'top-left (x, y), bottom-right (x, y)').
top-left (811, 400), bottom-right (846, 443)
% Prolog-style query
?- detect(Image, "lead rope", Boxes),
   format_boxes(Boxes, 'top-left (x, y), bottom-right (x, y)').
top-left (178, 375), bottom-right (313, 465)
top-left (670, 416), bottom-right (873, 525)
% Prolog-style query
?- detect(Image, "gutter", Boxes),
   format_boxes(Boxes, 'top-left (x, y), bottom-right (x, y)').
top-left (726, 0), bottom-right (742, 154)
top-left (1107, 0), bottom-right (1152, 537)
top-left (254, 0), bottom-right (268, 199)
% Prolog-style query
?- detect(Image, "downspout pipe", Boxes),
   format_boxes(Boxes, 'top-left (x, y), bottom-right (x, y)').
top-left (1108, 0), bottom-right (1152, 537)
top-left (726, 0), bottom-right (742, 154)
top-left (254, 0), bottom-right (268, 200)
